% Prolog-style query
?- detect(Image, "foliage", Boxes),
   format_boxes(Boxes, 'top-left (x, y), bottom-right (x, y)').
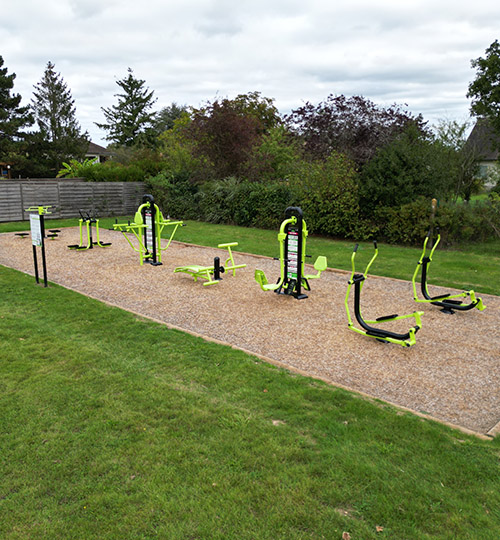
top-left (57, 158), bottom-right (97, 178)
top-left (375, 199), bottom-right (437, 244)
top-left (188, 93), bottom-right (281, 180)
top-left (289, 152), bottom-right (371, 239)
top-left (96, 68), bottom-right (157, 148)
top-left (73, 160), bottom-right (150, 182)
top-left (0, 55), bottom-right (34, 172)
top-left (359, 124), bottom-right (453, 212)
top-left (152, 102), bottom-right (188, 135)
top-left (467, 39), bottom-right (500, 139)
top-left (146, 171), bottom-right (200, 219)
top-left (480, 191), bottom-right (500, 238)
top-left (189, 99), bottom-right (261, 179)
top-left (31, 61), bottom-right (89, 174)
top-left (158, 113), bottom-right (211, 183)
top-left (228, 91), bottom-right (282, 132)
top-left (376, 196), bottom-right (500, 245)
top-left (286, 94), bottom-right (428, 165)
top-left (105, 145), bottom-right (164, 178)
top-left (487, 163), bottom-right (500, 192)
top-left (198, 177), bottom-right (295, 229)
top-left (434, 119), bottom-right (483, 202)
top-left (241, 125), bottom-right (302, 182)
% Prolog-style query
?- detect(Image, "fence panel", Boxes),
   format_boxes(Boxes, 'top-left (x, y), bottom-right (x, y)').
top-left (0, 180), bottom-right (145, 222)
top-left (0, 183), bottom-right (23, 221)
top-left (21, 182), bottom-right (61, 220)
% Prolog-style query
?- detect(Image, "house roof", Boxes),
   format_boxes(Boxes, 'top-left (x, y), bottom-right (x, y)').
top-left (466, 119), bottom-right (500, 161)
top-left (87, 141), bottom-right (113, 156)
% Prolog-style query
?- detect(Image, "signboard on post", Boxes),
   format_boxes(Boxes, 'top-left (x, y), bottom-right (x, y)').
top-left (30, 214), bottom-right (42, 247)
top-left (26, 205), bottom-right (52, 287)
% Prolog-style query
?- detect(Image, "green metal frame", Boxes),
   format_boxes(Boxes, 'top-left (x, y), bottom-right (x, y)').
top-left (412, 231), bottom-right (485, 314)
top-left (25, 205), bottom-right (52, 216)
top-left (174, 242), bottom-right (246, 286)
top-left (254, 209), bottom-right (326, 298)
top-left (218, 242), bottom-right (247, 275)
top-left (345, 242), bottom-right (424, 347)
top-left (114, 201), bottom-right (183, 265)
top-left (68, 211), bottom-right (111, 251)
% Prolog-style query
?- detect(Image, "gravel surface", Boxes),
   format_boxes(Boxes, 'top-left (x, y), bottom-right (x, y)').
top-left (1, 227), bottom-right (499, 437)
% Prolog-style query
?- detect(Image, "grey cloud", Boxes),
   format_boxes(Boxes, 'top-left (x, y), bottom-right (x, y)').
top-left (4, 0), bottom-right (500, 145)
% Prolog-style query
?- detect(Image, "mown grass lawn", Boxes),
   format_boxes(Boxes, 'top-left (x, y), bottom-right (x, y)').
top-left (0, 265), bottom-right (499, 540)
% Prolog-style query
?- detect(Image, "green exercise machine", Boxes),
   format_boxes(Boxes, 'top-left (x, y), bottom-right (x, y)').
top-left (412, 199), bottom-right (485, 314)
top-left (174, 242), bottom-right (246, 286)
top-left (254, 207), bottom-right (327, 299)
top-left (67, 210), bottom-right (112, 251)
top-left (113, 194), bottom-right (183, 266)
top-left (345, 241), bottom-right (424, 347)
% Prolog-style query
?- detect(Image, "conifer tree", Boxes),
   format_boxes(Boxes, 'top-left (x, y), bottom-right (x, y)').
top-left (96, 68), bottom-right (157, 147)
top-left (0, 55), bottom-right (33, 159)
top-left (467, 40), bottom-right (500, 138)
top-left (31, 61), bottom-right (89, 172)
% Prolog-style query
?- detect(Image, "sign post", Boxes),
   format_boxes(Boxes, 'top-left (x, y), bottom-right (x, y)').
top-left (26, 206), bottom-right (52, 287)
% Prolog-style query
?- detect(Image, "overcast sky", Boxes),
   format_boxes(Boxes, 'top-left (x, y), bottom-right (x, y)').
top-left (2, 0), bottom-right (499, 146)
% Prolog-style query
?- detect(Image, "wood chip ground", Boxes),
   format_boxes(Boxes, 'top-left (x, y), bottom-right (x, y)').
top-left (1, 228), bottom-right (499, 437)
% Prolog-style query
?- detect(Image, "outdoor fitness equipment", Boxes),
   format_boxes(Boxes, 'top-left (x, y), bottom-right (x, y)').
top-left (174, 242), bottom-right (246, 286)
top-left (411, 200), bottom-right (484, 314)
top-left (67, 210), bottom-right (112, 251)
top-left (345, 241), bottom-right (424, 347)
top-left (254, 206), bottom-right (327, 300)
top-left (113, 194), bottom-right (183, 266)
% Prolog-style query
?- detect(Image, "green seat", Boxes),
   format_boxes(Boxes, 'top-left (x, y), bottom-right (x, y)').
top-left (304, 256), bottom-right (327, 280)
top-left (255, 269), bottom-right (281, 291)
top-left (174, 265), bottom-right (211, 275)
top-left (174, 265), bottom-right (220, 285)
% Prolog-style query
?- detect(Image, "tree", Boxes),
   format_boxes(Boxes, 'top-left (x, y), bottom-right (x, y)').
top-left (188, 93), bottom-right (281, 179)
top-left (435, 119), bottom-right (482, 202)
top-left (96, 68), bottom-right (157, 147)
top-left (0, 55), bottom-right (34, 163)
top-left (31, 61), bottom-right (89, 172)
top-left (359, 124), bottom-right (452, 211)
top-left (286, 94), bottom-right (428, 166)
top-left (467, 40), bottom-right (500, 138)
top-left (152, 102), bottom-right (188, 134)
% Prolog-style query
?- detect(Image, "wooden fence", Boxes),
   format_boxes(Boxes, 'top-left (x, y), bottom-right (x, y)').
top-left (0, 179), bottom-right (145, 222)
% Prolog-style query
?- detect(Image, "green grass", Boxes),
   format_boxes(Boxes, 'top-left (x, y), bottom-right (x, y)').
top-left (2, 216), bottom-right (499, 295)
top-left (0, 265), bottom-right (499, 539)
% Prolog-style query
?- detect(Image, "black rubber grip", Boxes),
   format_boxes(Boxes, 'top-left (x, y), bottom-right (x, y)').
top-left (353, 244), bottom-right (359, 253)
top-left (376, 314), bottom-right (398, 321)
top-left (432, 293), bottom-right (452, 300)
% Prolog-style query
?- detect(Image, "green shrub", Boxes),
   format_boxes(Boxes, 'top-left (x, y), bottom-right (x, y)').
top-left (146, 172), bottom-right (200, 219)
top-left (375, 199), bottom-right (432, 244)
top-left (376, 196), bottom-right (500, 245)
top-left (235, 181), bottom-right (296, 229)
top-left (77, 161), bottom-right (147, 182)
top-left (198, 178), bottom-right (295, 229)
top-left (289, 153), bottom-right (372, 239)
top-left (359, 124), bottom-right (453, 212)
